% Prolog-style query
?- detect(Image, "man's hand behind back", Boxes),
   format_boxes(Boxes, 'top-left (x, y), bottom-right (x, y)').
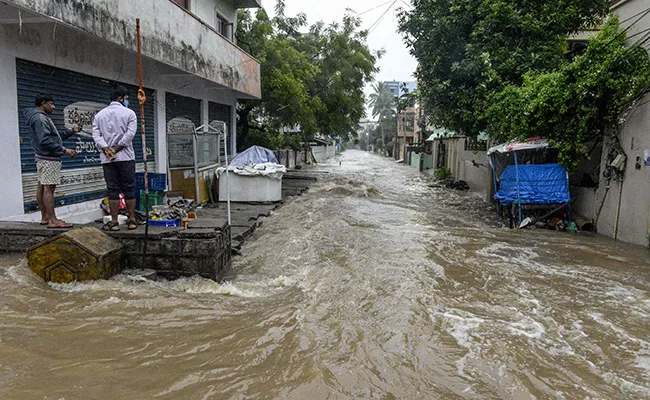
top-left (102, 147), bottom-right (116, 160)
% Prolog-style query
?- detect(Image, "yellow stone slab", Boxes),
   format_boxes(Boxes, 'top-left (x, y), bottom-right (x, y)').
top-left (27, 227), bottom-right (124, 283)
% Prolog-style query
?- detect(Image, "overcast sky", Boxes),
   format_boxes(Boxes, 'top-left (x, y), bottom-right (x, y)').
top-left (267, 0), bottom-right (418, 116)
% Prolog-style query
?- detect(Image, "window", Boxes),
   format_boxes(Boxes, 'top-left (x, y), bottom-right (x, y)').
top-left (172, 0), bottom-right (189, 10)
top-left (216, 13), bottom-right (233, 41)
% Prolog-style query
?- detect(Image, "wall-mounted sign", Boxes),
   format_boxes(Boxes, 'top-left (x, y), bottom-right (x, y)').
top-left (63, 101), bottom-right (106, 138)
top-left (208, 120), bottom-right (226, 135)
top-left (167, 117), bottom-right (196, 134)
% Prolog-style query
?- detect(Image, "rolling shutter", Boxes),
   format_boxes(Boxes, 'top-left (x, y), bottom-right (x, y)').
top-left (208, 101), bottom-right (232, 157)
top-left (16, 59), bottom-right (155, 211)
top-left (165, 92), bottom-right (202, 126)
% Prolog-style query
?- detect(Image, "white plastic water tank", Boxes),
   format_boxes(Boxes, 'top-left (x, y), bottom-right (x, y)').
top-left (219, 174), bottom-right (282, 202)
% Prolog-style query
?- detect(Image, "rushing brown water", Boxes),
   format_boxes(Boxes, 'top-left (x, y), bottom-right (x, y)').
top-left (1, 150), bottom-right (650, 399)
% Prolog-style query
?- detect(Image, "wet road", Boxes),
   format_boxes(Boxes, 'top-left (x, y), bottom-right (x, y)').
top-left (1, 150), bottom-right (650, 399)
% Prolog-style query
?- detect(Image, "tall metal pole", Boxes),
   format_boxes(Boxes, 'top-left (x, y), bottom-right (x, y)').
top-left (136, 18), bottom-right (150, 267)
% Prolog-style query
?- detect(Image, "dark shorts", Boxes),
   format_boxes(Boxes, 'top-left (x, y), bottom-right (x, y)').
top-left (102, 160), bottom-right (136, 200)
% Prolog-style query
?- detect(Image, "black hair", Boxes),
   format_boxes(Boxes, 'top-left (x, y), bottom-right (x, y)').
top-left (110, 86), bottom-right (129, 101)
top-left (35, 94), bottom-right (55, 107)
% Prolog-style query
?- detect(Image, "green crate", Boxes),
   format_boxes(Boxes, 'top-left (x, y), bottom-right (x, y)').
top-left (139, 190), bottom-right (165, 212)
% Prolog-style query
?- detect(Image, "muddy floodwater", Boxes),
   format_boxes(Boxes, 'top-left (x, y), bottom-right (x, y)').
top-left (1, 150), bottom-right (650, 399)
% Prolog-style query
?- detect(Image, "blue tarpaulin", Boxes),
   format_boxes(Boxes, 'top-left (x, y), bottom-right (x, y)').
top-left (230, 145), bottom-right (279, 166)
top-left (494, 164), bottom-right (570, 206)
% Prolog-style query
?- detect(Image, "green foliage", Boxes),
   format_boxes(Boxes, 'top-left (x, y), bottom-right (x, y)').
top-left (399, 0), bottom-right (610, 136)
top-left (369, 82), bottom-right (395, 120)
top-left (367, 83), bottom-right (397, 155)
top-left (243, 129), bottom-right (303, 151)
top-left (486, 16), bottom-right (650, 167)
top-left (236, 3), bottom-right (378, 151)
top-left (435, 167), bottom-right (452, 181)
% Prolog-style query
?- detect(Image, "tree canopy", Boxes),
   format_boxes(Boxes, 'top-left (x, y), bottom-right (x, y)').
top-left (235, 2), bottom-right (379, 151)
top-left (487, 16), bottom-right (650, 167)
top-left (399, 0), bottom-right (650, 167)
top-left (398, 0), bottom-right (610, 136)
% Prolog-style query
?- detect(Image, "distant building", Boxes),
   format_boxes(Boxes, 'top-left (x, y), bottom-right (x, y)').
top-left (383, 81), bottom-right (417, 100)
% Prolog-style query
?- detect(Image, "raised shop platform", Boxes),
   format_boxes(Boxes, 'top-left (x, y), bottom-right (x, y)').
top-left (0, 170), bottom-right (322, 280)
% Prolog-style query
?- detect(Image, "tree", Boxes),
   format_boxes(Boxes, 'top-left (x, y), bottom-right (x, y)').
top-left (486, 16), bottom-right (650, 167)
top-left (302, 15), bottom-right (379, 143)
top-left (398, 0), bottom-right (610, 136)
top-left (235, 2), bottom-right (378, 151)
top-left (368, 82), bottom-right (395, 119)
top-left (236, 6), bottom-right (319, 150)
top-left (368, 82), bottom-right (397, 156)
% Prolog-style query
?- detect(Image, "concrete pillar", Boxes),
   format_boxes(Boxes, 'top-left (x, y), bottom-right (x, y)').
top-left (154, 88), bottom-right (167, 174)
top-left (0, 53), bottom-right (24, 218)
top-left (202, 96), bottom-right (209, 130)
top-left (230, 103), bottom-right (237, 157)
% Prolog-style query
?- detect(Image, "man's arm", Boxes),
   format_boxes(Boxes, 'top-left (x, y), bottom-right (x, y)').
top-left (117, 110), bottom-right (137, 148)
top-left (59, 125), bottom-right (79, 140)
top-left (60, 124), bottom-right (81, 141)
top-left (34, 117), bottom-right (65, 156)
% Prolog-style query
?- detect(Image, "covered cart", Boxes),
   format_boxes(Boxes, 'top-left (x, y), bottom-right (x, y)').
top-left (488, 138), bottom-right (571, 228)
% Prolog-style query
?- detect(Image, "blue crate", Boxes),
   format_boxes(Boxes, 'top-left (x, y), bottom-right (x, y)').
top-left (135, 172), bottom-right (167, 191)
top-left (147, 218), bottom-right (180, 227)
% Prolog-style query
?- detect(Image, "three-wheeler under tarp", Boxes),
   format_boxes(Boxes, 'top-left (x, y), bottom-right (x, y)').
top-left (494, 164), bottom-right (570, 206)
top-left (488, 138), bottom-right (570, 223)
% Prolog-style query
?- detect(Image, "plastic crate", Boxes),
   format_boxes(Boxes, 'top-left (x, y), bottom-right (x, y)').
top-left (135, 172), bottom-right (167, 191)
top-left (147, 218), bottom-right (180, 227)
top-left (138, 190), bottom-right (165, 212)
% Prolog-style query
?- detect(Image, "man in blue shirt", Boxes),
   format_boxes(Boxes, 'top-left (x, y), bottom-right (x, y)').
top-left (25, 94), bottom-right (80, 228)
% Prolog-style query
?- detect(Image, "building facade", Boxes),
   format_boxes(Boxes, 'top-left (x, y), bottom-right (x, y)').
top-left (383, 80), bottom-right (416, 100)
top-left (572, 0), bottom-right (650, 246)
top-left (0, 0), bottom-right (261, 222)
top-left (396, 103), bottom-right (422, 160)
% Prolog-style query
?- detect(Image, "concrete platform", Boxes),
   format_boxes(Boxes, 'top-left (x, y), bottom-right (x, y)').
top-left (0, 169), bottom-right (323, 280)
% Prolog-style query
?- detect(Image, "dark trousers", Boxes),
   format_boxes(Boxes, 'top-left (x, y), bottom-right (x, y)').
top-left (102, 160), bottom-right (136, 200)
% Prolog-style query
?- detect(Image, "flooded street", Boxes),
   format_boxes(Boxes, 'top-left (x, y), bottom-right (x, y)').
top-left (1, 150), bottom-right (650, 399)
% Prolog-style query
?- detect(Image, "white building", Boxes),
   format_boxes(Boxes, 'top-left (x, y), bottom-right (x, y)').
top-left (383, 80), bottom-right (416, 100)
top-left (0, 0), bottom-right (261, 222)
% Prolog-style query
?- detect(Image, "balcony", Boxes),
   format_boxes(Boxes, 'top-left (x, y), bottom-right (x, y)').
top-left (236, 0), bottom-right (263, 7)
top-left (3, 0), bottom-right (261, 98)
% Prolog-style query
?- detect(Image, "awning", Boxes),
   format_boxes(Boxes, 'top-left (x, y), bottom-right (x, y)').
top-left (487, 137), bottom-right (550, 156)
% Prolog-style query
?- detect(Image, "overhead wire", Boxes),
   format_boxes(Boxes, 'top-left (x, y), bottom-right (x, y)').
top-left (356, 0), bottom-right (395, 16)
top-left (368, 0), bottom-right (398, 35)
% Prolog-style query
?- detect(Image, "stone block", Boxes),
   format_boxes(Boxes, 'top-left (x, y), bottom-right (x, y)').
top-left (178, 229), bottom-right (218, 239)
top-left (27, 227), bottom-right (124, 283)
top-left (187, 218), bottom-right (228, 231)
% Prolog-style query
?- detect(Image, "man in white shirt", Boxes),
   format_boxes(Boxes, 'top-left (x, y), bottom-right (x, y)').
top-left (92, 86), bottom-right (138, 230)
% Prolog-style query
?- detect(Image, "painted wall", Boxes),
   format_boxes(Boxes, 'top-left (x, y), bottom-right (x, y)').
top-left (433, 137), bottom-right (493, 201)
top-left (570, 0), bottom-right (650, 246)
top-left (4, 0), bottom-right (260, 98)
top-left (311, 145), bottom-right (335, 163)
top-left (0, 11), bottom-right (240, 220)
top-left (0, 52), bottom-right (23, 217)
